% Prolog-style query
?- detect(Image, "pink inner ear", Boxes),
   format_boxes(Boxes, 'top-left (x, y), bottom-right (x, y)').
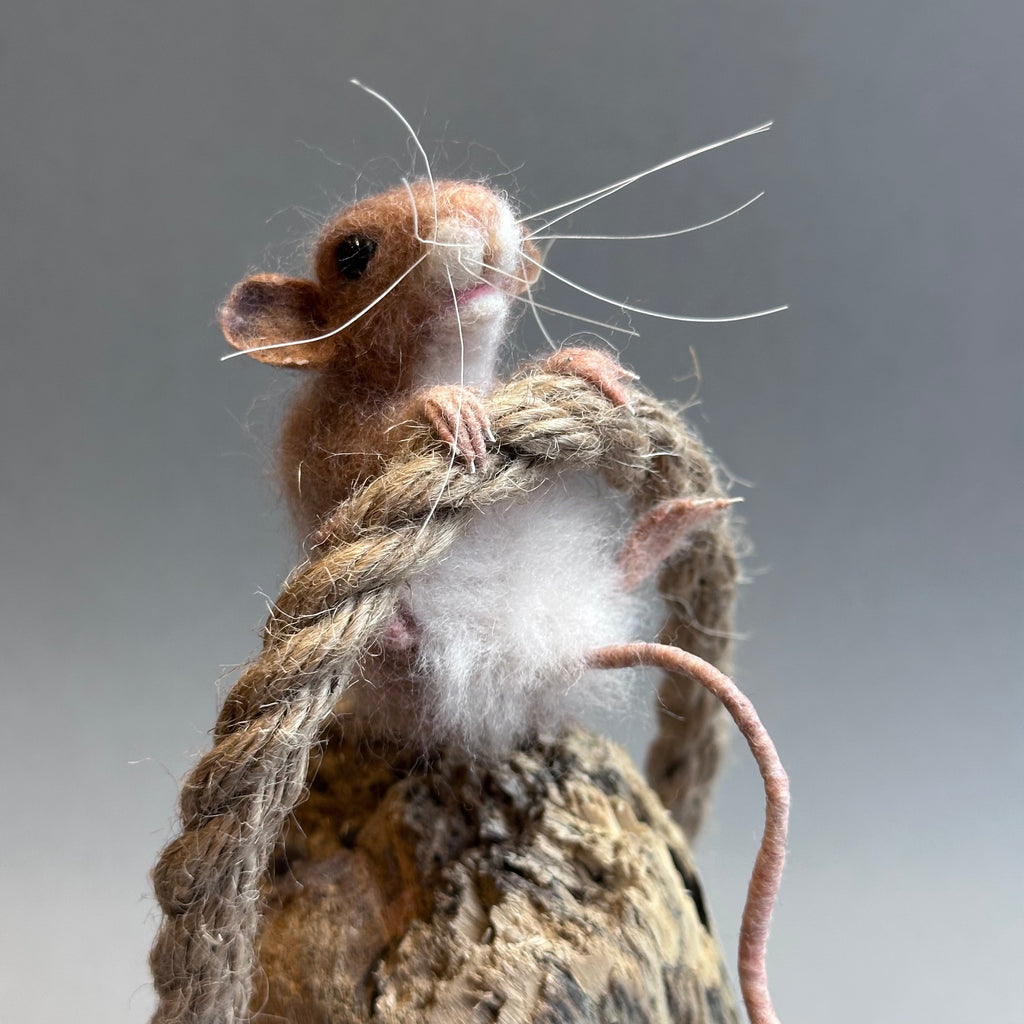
top-left (619, 497), bottom-right (735, 593)
top-left (218, 273), bottom-right (332, 368)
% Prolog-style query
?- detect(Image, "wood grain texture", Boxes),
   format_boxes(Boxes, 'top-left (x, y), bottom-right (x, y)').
top-left (254, 725), bottom-right (738, 1024)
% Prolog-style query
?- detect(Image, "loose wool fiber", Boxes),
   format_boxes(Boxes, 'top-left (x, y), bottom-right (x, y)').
top-left (406, 472), bottom-right (653, 754)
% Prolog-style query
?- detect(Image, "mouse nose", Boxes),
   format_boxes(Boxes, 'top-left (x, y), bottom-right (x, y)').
top-left (425, 218), bottom-right (487, 291)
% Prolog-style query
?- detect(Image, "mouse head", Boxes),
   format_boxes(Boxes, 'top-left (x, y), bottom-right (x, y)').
top-left (218, 180), bottom-right (542, 381)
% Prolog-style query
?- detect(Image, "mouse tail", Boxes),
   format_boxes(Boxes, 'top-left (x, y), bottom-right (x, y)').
top-left (588, 641), bottom-right (789, 1024)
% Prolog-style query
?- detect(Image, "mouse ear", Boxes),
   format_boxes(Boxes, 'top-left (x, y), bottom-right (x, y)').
top-left (218, 274), bottom-right (335, 368)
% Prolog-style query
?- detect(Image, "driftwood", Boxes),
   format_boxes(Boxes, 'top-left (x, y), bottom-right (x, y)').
top-left (255, 724), bottom-right (738, 1024)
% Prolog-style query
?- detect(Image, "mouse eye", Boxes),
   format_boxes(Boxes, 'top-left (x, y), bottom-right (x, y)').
top-left (335, 235), bottom-right (378, 280)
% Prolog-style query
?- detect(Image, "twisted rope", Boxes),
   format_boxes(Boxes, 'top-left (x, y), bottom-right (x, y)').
top-left (149, 368), bottom-right (738, 1024)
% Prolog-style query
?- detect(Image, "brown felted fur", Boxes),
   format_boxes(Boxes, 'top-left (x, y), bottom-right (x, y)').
top-left (218, 180), bottom-right (542, 538)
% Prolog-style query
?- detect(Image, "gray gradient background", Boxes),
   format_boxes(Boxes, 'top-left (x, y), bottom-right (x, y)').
top-left (2, 2), bottom-right (1021, 1021)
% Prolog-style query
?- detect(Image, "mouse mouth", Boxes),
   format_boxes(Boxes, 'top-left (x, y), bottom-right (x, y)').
top-left (455, 282), bottom-right (500, 307)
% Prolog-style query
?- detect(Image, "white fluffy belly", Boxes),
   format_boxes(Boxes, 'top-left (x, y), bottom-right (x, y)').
top-left (403, 471), bottom-right (657, 754)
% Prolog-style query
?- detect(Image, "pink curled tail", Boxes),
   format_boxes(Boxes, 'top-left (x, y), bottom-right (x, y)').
top-left (588, 641), bottom-right (789, 1024)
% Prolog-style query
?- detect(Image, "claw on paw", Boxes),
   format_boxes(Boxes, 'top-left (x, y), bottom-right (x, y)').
top-left (413, 384), bottom-right (492, 470)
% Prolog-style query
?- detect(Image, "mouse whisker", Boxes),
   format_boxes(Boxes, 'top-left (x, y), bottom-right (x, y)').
top-left (418, 266), bottom-right (466, 538)
top-left (456, 257), bottom-right (638, 337)
top-left (452, 256), bottom-right (560, 348)
top-left (521, 252), bottom-right (788, 325)
top-left (401, 178), bottom-right (481, 259)
top-left (513, 292), bottom-right (639, 337)
top-left (458, 258), bottom-right (530, 289)
top-left (529, 191), bottom-right (766, 242)
top-left (413, 233), bottom-right (466, 249)
top-left (519, 268), bottom-right (558, 350)
top-left (518, 123), bottom-right (772, 236)
top-left (353, 80), bottom-right (439, 244)
top-left (220, 253), bottom-right (430, 360)
top-left (401, 177), bottom-right (422, 241)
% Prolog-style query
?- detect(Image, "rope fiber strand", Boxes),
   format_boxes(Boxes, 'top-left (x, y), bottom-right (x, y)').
top-left (150, 367), bottom-right (743, 1024)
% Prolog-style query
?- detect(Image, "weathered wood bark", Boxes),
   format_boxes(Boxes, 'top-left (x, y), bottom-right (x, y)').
top-left (254, 725), bottom-right (738, 1024)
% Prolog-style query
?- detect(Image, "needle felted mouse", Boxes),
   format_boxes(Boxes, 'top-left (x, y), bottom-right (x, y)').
top-left (150, 92), bottom-right (789, 1024)
top-left (217, 175), bottom-right (729, 755)
top-left (218, 177), bottom-right (632, 538)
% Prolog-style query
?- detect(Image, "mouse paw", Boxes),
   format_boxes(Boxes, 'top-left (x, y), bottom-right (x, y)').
top-left (543, 347), bottom-right (637, 407)
top-left (411, 384), bottom-right (493, 471)
top-left (619, 496), bottom-right (739, 592)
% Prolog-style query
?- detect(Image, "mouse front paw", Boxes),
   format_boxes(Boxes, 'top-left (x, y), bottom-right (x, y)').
top-left (542, 347), bottom-right (637, 407)
top-left (410, 384), bottom-right (494, 472)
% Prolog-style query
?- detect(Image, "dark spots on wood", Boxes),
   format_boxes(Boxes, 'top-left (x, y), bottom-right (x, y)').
top-left (475, 989), bottom-right (505, 1021)
top-left (543, 742), bottom-right (582, 784)
top-left (401, 778), bottom-right (479, 874)
top-left (258, 727), bottom-right (741, 1023)
top-left (474, 869), bottom-right (504, 913)
top-left (363, 957), bottom-right (384, 1019)
top-left (661, 966), bottom-right (696, 1024)
top-left (590, 765), bottom-right (628, 799)
top-left (704, 985), bottom-right (735, 1024)
top-left (669, 848), bottom-right (711, 933)
top-left (599, 978), bottom-right (657, 1024)
top-left (499, 851), bottom-right (547, 895)
top-left (477, 809), bottom-right (513, 844)
top-left (661, 959), bottom-right (738, 1023)
top-left (535, 966), bottom-right (596, 1023)
top-left (483, 763), bottom-right (545, 829)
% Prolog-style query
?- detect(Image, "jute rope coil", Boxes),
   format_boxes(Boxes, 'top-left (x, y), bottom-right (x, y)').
top-left (149, 367), bottom-right (738, 1024)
